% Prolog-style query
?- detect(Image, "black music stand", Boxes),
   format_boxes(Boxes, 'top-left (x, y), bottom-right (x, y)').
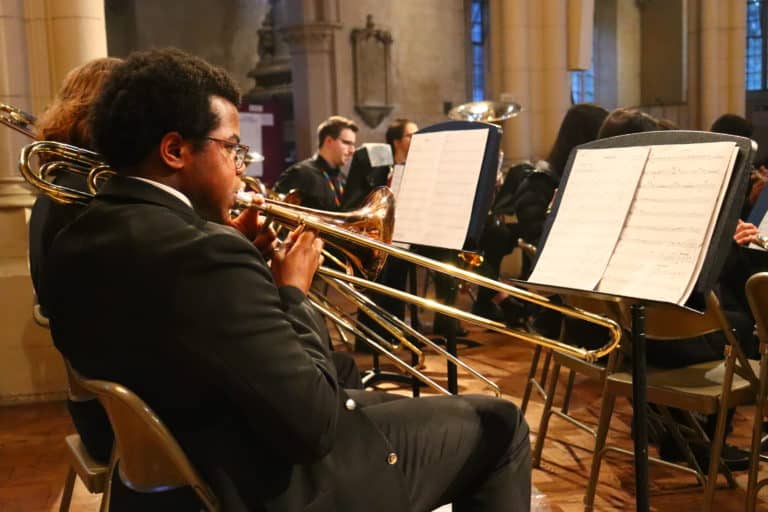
top-left (394, 120), bottom-right (502, 394)
top-left (519, 130), bottom-right (755, 512)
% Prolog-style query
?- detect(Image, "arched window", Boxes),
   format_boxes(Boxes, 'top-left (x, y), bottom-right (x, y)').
top-left (571, 64), bottom-right (595, 104)
top-left (747, 0), bottom-right (767, 90)
top-left (469, 0), bottom-right (487, 101)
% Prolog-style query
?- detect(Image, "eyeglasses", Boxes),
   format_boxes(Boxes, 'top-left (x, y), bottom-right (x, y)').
top-left (205, 137), bottom-right (250, 169)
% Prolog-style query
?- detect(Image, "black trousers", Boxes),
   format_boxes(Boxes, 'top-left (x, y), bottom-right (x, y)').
top-left (111, 392), bottom-right (531, 511)
top-left (348, 391), bottom-right (532, 512)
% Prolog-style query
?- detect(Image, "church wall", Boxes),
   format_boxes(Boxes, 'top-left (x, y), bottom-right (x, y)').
top-left (333, 0), bottom-right (468, 147)
top-left (104, 0), bottom-right (270, 91)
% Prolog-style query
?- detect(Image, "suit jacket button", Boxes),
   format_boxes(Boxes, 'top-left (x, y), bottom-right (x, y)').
top-left (387, 452), bottom-right (398, 465)
top-left (345, 398), bottom-right (357, 411)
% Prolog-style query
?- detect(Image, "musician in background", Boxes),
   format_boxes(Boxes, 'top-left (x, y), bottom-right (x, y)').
top-left (44, 48), bottom-right (531, 511)
top-left (29, 57), bottom-right (122, 314)
top-left (27, 57), bottom-right (122, 467)
top-left (274, 115), bottom-right (357, 211)
top-left (388, 117), bottom-right (418, 165)
top-left (355, 118), bottom-right (419, 351)
top-left (473, 103), bottom-right (608, 326)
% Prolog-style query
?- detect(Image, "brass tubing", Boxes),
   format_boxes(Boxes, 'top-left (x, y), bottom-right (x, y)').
top-left (307, 296), bottom-right (451, 396)
top-left (322, 276), bottom-right (502, 396)
top-left (253, 199), bottom-right (622, 362)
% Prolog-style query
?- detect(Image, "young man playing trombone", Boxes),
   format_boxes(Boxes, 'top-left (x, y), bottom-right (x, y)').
top-left (43, 48), bottom-right (531, 511)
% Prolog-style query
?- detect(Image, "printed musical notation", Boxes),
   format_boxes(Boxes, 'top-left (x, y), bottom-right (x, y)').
top-left (392, 128), bottom-right (489, 249)
top-left (528, 146), bottom-right (649, 290)
top-left (529, 141), bottom-right (739, 305)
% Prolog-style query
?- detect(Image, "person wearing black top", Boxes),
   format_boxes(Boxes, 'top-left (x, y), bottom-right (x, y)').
top-left (274, 115), bottom-right (357, 211)
top-left (45, 49), bottom-right (532, 511)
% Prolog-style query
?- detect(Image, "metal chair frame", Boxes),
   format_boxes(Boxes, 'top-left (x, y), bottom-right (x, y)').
top-left (528, 299), bottom-right (625, 468)
top-left (59, 362), bottom-right (110, 512)
top-left (745, 272), bottom-right (768, 511)
top-left (584, 292), bottom-right (759, 512)
top-left (66, 363), bottom-right (220, 511)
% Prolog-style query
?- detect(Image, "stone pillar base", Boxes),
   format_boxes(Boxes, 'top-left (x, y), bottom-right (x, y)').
top-left (0, 188), bottom-right (67, 404)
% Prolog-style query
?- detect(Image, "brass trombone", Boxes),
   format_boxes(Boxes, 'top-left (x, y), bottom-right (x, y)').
top-left (19, 140), bottom-right (623, 393)
top-left (1, 102), bottom-right (37, 138)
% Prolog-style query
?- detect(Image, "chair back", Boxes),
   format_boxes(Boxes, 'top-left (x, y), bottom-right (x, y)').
top-left (746, 272), bottom-right (768, 345)
top-left (64, 360), bottom-right (95, 402)
top-left (630, 292), bottom-right (723, 340)
top-left (69, 367), bottom-right (219, 511)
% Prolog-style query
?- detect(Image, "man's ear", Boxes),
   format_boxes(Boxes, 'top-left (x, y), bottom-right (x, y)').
top-left (158, 132), bottom-right (186, 169)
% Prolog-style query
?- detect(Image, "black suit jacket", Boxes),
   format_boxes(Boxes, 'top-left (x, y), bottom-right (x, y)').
top-left (43, 176), bottom-right (409, 511)
top-left (274, 156), bottom-right (341, 211)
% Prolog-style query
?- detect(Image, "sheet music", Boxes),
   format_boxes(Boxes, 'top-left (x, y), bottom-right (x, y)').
top-left (389, 163), bottom-right (406, 198)
top-left (393, 129), bottom-right (489, 249)
top-left (528, 146), bottom-right (650, 289)
top-left (597, 142), bottom-right (738, 304)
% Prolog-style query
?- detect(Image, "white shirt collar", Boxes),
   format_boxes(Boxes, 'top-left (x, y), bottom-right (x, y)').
top-left (129, 176), bottom-right (193, 209)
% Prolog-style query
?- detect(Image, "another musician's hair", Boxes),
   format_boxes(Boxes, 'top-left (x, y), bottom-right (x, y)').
top-left (547, 103), bottom-right (609, 178)
top-left (317, 116), bottom-right (358, 148)
top-left (710, 113), bottom-right (753, 138)
top-left (36, 57), bottom-right (122, 150)
top-left (597, 108), bottom-right (658, 140)
top-left (385, 118), bottom-right (414, 151)
top-left (91, 48), bottom-right (240, 170)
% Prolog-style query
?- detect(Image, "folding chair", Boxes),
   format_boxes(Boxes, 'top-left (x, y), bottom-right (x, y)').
top-left (745, 272), bottom-right (768, 512)
top-left (59, 362), bottom-right (110, 512)
top-left (68, 364), bottom-right (220, 511)
top-left (584, 292), bottom-right (759, 512)
top-left (530, 298), bottom-right (624, 468)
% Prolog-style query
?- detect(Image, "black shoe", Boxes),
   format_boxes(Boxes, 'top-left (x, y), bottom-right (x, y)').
top-left (712, 443), bottom-right (750, 472)
top-left (659, 437), bottom-right (749, 472)
top-left (433, 315), bottom-right (468, 337)
top-left (760, 433), bottom-right (768, 462)
top-left (471, 300), bottom-right (504, 323)
top-left (498, 297), bottom-right (528, 328)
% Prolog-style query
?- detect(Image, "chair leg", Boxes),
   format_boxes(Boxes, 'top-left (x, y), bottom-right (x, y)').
top-left (539, 350), bottom-right (553, 391)
top-left (59, 468), bottom-right (76, 512)
top-left (747, 346), bottom-right (768, 512)
top-left (521, 346), bottom-right (543, 414)
top-left (532, 361), bottom-right (562, 468)
top-left (702, 348), bottom-right (738, 512)
top-left (584, 389), bottom-right (617, 511)
top-left (99, 449), bottom-right (117, 512)
top-left (561, 369), bottom-right (577, 415)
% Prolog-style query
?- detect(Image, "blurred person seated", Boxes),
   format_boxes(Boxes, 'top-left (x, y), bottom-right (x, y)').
top-left (473, 103), bottom-right (609, 326)
top-left (274, 115), bottom-right (357, 211)
top-left (353, 119), bottom-right (420, 351)
top-left (27, 57), bottom-right (122, 465)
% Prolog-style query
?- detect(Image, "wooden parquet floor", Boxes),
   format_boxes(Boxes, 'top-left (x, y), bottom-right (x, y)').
top-left (3, 323), bottom-right (768, 511)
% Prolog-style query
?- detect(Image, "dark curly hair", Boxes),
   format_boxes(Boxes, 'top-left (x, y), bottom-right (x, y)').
top-left (91, 48), bottom-right (240, 170)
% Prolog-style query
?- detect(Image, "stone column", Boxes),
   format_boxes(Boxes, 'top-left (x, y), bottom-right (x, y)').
top-left (497, 0), bottom-right (532, 163)
top-left (530, 0), bottom-right (569, 160)
top-left (0, 0), bottom-right (107, 404)
top-left (490, 0), bottom-right (571, 164)
top-left (280, 22), bottom-right (342, 159)
top-left (699, 0), bottom-right (745, 129)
